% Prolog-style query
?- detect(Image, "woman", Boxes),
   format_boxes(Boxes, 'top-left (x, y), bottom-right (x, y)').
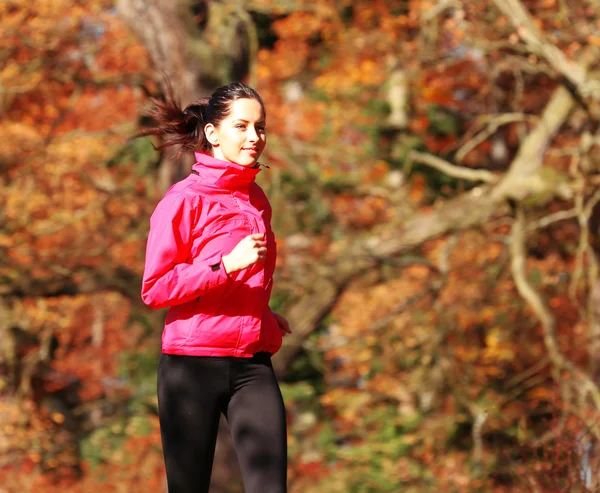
top-left (139, 81), bottom-right (290, 493)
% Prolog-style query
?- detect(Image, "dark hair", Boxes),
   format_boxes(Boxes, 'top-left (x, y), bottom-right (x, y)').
top-left (135, 79), bottom-right (266, 158)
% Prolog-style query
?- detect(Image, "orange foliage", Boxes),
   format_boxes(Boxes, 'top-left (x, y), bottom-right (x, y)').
top-left (1, 0), bottom-right (157, 490)
top-left (3, 0), bottom-right (600, 492)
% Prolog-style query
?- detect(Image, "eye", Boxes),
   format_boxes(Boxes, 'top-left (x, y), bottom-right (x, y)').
top-left (257, 125), bottom-right (266, 132)
top-left (235, 124), bottom-right (246, 129)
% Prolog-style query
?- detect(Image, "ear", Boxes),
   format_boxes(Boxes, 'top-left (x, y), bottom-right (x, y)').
top-left (204, 123), bottom-right (219, 147)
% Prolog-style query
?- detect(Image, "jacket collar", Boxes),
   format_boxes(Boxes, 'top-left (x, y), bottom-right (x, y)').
top-left (192, 152), bottom-right (261, 190)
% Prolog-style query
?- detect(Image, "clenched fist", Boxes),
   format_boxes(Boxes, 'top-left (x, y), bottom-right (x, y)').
top-left (222, 233), bottom-right (267, 274)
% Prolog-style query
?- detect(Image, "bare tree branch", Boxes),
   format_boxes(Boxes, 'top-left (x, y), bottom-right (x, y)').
top-left (527, 209), bottom-right (578, 231)
top-left (510, 206), bottom-right (600, 418)
top-left (455, 113), bottom-right (530, 163)
top-left (422, 0), bottom-right (461, 22)
top-left (570, 189), bottom-right (600, 299)
top-left (493, 86), bottom-right (575, 200)
top-left (276, 81), bottom-right (578, 374)
top-left (492, 0), bottom-right (599, 101)
top-left (408, 151), bottom-right (499, 183)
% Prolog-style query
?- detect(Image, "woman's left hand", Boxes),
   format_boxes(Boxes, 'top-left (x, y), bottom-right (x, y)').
top-left (272, 311), bottom-right (292, 336)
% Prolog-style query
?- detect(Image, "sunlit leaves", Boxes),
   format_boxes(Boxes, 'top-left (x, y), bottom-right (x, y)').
top-left (293, 221), bottom-right (586, 491)
top-left (1, 0), bottom-right (155, 489)
top-left (3, 0), bottom-right (600, 491)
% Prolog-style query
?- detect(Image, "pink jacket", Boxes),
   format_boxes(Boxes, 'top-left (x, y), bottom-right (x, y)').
top-left (141, 152), bottom-right (282, 357)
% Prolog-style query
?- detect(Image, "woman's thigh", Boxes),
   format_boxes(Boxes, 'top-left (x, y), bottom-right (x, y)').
top-left (226, 356), bottom-right (287, 493)
top-left (157, 354), bottom-right (229, 493)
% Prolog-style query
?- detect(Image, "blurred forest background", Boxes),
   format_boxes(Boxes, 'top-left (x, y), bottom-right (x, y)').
top-left (2, 0), bottom-right (600, 492)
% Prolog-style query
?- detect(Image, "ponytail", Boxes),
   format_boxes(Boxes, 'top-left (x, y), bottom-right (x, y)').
top-left (133, 79), bottom-right (212, 159)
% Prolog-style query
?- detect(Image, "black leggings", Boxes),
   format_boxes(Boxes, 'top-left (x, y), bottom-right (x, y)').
top-left (157, 352), bottom-right (287, 493)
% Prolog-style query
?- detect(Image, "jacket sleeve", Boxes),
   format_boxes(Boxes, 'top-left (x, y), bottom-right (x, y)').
top-left (141, 192), bottom-right (230, 309)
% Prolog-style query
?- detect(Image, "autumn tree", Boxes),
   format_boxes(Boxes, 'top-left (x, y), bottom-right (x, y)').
top-left (251, 0), bottom-right (600, 491)
top-left (0, 1), bottom-right (165, 491)
top-left (3, 0), bottom-right (600, 492)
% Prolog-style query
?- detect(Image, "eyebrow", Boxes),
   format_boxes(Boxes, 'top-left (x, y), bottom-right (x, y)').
top-left (233, 119), bottom-right (266, 124)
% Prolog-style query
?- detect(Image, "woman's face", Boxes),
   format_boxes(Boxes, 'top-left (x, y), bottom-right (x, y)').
top-left (205, 98), bottom-right (266, 167)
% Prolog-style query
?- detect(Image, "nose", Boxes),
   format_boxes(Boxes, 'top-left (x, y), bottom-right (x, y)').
top-left (247, 126), bottom-right (259, 143)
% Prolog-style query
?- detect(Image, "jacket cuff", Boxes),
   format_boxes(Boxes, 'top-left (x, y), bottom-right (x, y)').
top-left (207, 254), bottom-right (231, 280)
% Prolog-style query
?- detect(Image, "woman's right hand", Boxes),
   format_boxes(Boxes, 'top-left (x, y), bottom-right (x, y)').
top-left (222, 233), bottom-right (267, 274)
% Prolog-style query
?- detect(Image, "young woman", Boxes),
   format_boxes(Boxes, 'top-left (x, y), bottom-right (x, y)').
top-left (139, 81), bottom-right (290, 493)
